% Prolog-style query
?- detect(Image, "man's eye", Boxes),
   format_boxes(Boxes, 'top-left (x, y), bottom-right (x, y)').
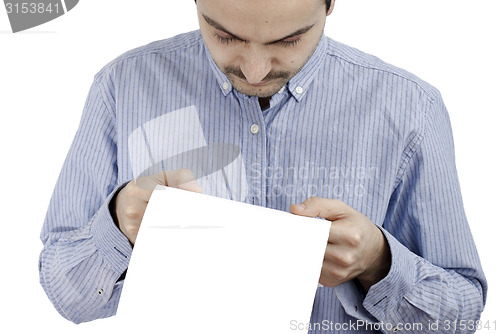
top-left (279, 38), bottom-right (301, 47)
top-left (214, 31), bottom-right (301, 47)
top-left (214, 32), bottom-right (235, 44)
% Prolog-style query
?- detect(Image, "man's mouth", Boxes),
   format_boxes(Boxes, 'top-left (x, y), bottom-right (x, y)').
top-left (229, 73), bottom-right (274, 87)
top-left (241, 79), bottom-right (271, 86)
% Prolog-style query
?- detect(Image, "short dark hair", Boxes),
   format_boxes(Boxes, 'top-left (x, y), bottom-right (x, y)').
top-left (194, 0), bottom-right (332, 13)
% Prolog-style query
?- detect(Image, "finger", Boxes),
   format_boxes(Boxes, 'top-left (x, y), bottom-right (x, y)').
top-left (116, 181), bottom-right (153, 205)
top-left (290, 197), bottom-right (351, 221)
top-left (176, 180), bottom-right (203, 193)
top-left (318, 260), bottom-right (349, 287)
top-left (164, 169), bottom-right (202, 192)
top-left (164, 168), bottom-right (197, 187)
top-left (133, 168), bottom-right (199, 192)
top-left (327, 219), bottom-right (364, 246)
top-left (324, 243), bottom-right (357, 269)
top-left (133, 171), bottom-right (169, 191)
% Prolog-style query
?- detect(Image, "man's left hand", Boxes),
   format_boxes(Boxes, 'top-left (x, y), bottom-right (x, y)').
top-left (290, 197), bottom-right (391, 291)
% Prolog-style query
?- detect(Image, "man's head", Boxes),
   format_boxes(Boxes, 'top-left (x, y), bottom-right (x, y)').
top-left (195, 0), bottom-right (335, 98)
top-left (195, 0), bottom-right (333, 14)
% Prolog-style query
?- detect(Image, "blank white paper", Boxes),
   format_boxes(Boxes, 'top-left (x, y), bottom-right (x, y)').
top-left (116, 186), bottom-right (331, 334)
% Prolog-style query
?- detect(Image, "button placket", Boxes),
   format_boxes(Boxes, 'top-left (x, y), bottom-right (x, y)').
top-left (239, 95), bottom-right (267, 207)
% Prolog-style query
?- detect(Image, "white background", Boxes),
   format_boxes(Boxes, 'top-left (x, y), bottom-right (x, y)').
top-left (0, 0), bottom-right (498, 332)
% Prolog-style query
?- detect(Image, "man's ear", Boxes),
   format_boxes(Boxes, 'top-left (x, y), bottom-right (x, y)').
top-left (327, 0), bottom-right (335, 16)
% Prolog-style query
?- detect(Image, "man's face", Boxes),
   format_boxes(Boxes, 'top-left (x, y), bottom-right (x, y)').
top-left (197, 0), bottom-right (333, 98)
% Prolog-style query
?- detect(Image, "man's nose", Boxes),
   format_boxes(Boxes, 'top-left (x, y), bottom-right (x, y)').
top-left (239, 45), bottom-right (272, 84)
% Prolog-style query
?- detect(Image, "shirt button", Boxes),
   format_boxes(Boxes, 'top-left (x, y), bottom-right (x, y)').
top-left (295, 86), bottom-right (304, 94)
top-left (97, 288), bottom-right (104, 295)
top-left (278, 86), bottom-right (285, 94)
top-left (222, 82), bottom-right (230, 90)
top-left (250, 124), bottom-right (260, 134)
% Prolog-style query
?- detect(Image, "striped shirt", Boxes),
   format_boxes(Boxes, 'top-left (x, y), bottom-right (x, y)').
top-left (39, 30), bottom-right (486, 332)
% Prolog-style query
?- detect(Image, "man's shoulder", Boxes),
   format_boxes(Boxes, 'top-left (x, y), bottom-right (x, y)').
top-left (324, 37), bottom-right (440, 99)
top-left (94, 30), bottom-right (204, 80)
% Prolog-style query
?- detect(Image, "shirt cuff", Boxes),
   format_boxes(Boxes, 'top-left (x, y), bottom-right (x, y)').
top-left (90, 183), bottom-right (133, 276)
top-left (363, 226), bottom-right (417, 320)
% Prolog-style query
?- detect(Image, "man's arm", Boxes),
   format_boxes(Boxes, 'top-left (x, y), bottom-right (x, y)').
top-left (363, 95), bottom-right (487, 332)
top-left (39, 77), bottom-right (132, 324)
top-left (292, 94), bottom-right (487, 333)
top-left (39, 75), bottom-right (204, 324)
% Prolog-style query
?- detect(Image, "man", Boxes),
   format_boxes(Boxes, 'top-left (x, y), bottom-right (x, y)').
top-left (39, 0), bottom-right (487, 332)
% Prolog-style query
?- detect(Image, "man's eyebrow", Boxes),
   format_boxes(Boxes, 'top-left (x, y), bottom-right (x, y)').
top-left (203, 14), bottom-right (246, 42)
top-left (202, 14), bottom-right (315, 45)
top-left (268, 25), bottom-right (315, 45)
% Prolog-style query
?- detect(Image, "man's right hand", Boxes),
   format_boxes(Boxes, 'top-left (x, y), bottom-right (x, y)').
top-left (111, 169), bottom-right (202, 244)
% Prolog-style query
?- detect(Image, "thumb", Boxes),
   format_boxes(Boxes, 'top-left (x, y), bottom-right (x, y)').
top-left (134, 169), bottom-right (201, 192)
top-left (290, 197), bottom-right (350, 221)
top-left (134, 170), bottom-right (169, 191)
top-left (164, 168), bottom-right (202, 193)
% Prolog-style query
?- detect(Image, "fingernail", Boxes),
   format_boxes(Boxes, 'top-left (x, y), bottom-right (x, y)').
top-left (297, 203), bottom-right (306, 210)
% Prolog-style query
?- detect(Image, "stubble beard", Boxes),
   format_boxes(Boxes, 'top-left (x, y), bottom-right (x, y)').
top-left (223, 66), bottom-right (294, 98)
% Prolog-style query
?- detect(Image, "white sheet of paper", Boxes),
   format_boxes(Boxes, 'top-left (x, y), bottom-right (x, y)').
top-left (116, 186), bottom-right (331, 334)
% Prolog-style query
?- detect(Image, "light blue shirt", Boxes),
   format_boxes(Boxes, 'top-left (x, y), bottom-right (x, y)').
top-left (39, 30), bottom-right (486, 332)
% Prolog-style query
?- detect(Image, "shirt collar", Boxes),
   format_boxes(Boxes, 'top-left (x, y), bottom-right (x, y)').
top-left (287, 33), bottom-right (328, 102)
top-left (204, 41), bottom-right (234, 97)
top-left (204, 32), bottom-right (328, 101)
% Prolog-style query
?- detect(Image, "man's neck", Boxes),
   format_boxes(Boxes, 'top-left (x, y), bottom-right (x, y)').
top-left (259, 97), bottom-right (271, 110)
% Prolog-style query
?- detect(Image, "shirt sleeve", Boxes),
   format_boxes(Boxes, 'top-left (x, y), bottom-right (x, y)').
top-left (359, 94), bottom-right (487, 333)
top-left (39, 77), bottom-right (133, 324)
